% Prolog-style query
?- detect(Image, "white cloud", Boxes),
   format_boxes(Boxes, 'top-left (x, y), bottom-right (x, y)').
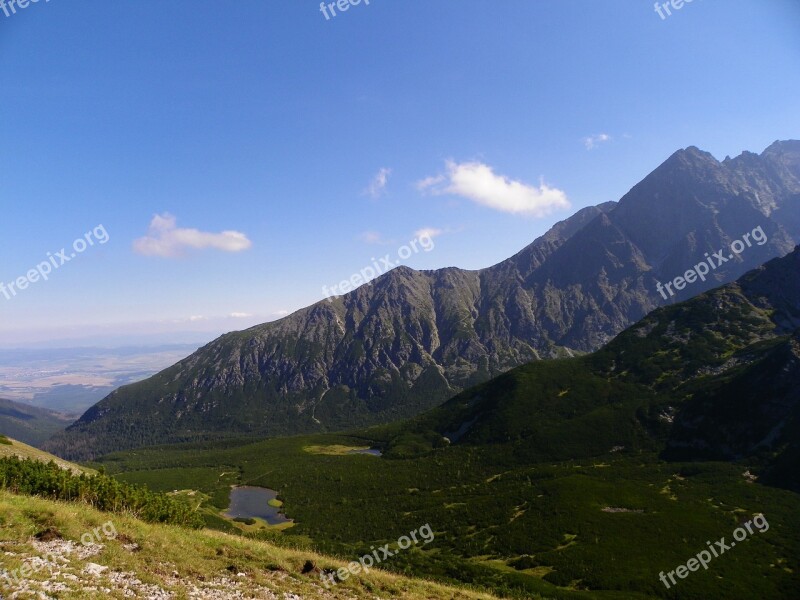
top-left (414, 227), bottom-right (444, 240)
top-left (583, 133), bottom-right (611, 150)
top-left (418, 161), bottom-right (570, 217)
top-left (357, 231), bottom-right (393, 245)
top-left (364, 167), bottom-right (392, 198)
top-left (229, 312), bottom-right (253, 318)
top-left (188, 315), bottom-right (207, 322)
top-left (133, 213), bottom-right (252, 258)
top-left (273, 309), bottom-right (289, 317)
top-left (416, 175), bottom-right (445, 190)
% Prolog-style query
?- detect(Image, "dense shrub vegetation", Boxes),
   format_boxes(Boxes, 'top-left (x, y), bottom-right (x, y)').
top-left (0, 456), bottom-right (203, 528)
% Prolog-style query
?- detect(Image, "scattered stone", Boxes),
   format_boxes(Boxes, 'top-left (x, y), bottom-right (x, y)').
top-left (116, 533), bottom-right (141, 552)
top-left (84, 562), bottom-right (108, 576)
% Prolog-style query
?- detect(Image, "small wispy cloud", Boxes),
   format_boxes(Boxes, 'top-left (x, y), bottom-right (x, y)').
top-left (229, 312), bottom-right (253, 318)
top-left (364, 167), bottom-right (392, 198)
top-left (416, 175), bottom-right (445, 190)
top-left (357, 231), bottom-right (394, 245)
top-left (583, 133), bottom-right (612, 150)
top-left (133, 213), bottom-right (252, 258)
top-left (188, 315), bottom-right (207, 322)
top-left (414, 227), bottom-right (444, 240)
top-left (418, 161), bottom-right (569, 217)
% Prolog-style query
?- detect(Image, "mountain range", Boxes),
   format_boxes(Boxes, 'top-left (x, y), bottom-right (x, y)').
top-left (46, 140), bottom-right (800, 460)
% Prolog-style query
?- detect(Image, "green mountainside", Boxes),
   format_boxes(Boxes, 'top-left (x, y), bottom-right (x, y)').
top-left (383, 247), bottom-right (800, 491)
top-left (0, 397), bottom-right (72, 447)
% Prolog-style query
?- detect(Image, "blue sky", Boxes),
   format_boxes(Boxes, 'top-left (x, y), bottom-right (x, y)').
top-left (0, 0), bottom-right (798, 346)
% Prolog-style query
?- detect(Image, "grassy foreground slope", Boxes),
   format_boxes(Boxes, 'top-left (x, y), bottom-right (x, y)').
top-left (0, 490), bottom-right (504, 600)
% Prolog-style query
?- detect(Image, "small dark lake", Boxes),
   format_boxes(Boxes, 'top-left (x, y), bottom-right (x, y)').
top-left (224, 486), bottom-right (292, 525)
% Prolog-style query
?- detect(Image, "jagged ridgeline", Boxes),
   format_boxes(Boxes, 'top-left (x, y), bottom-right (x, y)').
top-left (46, 141), bottom-right (800, 460)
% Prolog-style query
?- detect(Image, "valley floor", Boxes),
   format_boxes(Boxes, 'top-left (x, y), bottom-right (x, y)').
top-left (101, 434), bottom-right (800, 600)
